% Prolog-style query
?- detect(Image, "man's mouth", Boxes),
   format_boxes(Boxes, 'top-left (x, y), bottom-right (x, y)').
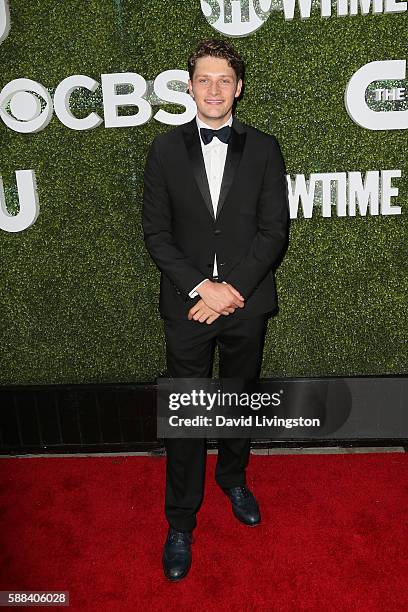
top-left (206, 100), bottom-right (223, 104)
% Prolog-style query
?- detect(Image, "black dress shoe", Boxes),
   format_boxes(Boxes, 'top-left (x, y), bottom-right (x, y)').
top-left (221, 485), bottom-right (261, 526)
top-left (162, 527), bottom-right (193, 581)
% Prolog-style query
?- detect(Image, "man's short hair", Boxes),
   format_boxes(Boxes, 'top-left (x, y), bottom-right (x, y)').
top-left (188, 38), bottom-right (245, 82)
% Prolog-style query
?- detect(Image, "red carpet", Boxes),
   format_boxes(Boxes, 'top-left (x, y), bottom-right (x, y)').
top-left (0, 452), bottom-right (407, 611)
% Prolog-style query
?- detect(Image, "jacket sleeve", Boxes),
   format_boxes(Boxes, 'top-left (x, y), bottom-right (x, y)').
top-left (142, 136), bottom-right (207, 301)
top-left (223, 135), bottom-right (289, 299)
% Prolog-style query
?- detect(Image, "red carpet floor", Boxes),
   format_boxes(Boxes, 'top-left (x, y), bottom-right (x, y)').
top-left (0, 452), bottom-right (407, 612)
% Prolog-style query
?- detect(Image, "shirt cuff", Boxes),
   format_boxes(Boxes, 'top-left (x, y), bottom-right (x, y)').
top-left (188, 278), bottom-right (208, 298)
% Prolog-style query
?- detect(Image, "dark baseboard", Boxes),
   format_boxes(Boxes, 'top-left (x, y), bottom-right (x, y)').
top-left (1, 377), bottom-right (407, 455)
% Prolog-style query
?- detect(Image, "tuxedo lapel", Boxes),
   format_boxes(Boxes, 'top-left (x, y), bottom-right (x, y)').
top-left (216, 122), bottom-right (246, 220)
top-left (182, 119), bottom-right (214, 220)
top-left (182, 116), bottom-right (246, 222)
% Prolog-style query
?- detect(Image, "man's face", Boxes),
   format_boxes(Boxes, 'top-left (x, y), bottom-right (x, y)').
top-left (188, 55), bottom-right (242, 128)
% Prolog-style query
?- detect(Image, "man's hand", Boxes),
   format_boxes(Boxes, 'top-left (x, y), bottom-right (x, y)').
top-left (188, 299), bottom-right (221, 324)
top-left (196, 280), bottom-right (245, 314)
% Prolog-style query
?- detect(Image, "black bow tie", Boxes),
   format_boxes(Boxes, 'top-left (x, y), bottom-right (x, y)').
top-left (200, 125), bottom-right (231, 145)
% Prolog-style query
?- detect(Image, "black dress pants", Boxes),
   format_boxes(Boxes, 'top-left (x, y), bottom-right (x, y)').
top-left (163, 312), bottom-right (268, 532)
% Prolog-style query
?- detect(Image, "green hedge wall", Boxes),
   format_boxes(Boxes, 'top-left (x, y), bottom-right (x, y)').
top-left (0, 1), bottom-right (407, 383)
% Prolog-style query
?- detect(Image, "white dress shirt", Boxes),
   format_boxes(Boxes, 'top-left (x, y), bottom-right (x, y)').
top-left (188, 114), bottom-right (233, 298)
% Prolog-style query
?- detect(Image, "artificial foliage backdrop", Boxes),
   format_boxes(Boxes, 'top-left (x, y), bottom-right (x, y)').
top-left (1, 0), bottom-right (407, 383)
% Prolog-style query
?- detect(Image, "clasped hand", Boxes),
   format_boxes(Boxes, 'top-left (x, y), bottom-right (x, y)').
top-left (187, 280), bottom-right (244, 324)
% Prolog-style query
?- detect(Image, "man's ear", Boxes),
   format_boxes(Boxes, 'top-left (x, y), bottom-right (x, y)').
top-left (235, 79), bottom-right (243, 98)
top-left (188, 79), bottom-right (194, 97)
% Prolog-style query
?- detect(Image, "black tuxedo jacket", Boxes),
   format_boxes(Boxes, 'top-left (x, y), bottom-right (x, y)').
top-left (142, 115), bottom-right (289, 320)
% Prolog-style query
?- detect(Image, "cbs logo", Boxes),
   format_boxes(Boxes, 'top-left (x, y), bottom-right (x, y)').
top-left (0, 71), bottom-right (196, 134)
top-left (200, 0), bottom-right (273, 37)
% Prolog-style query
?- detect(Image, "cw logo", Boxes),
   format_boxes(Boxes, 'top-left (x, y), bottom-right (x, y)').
top-left (200, 0), bottom-right (272, 37)
top-left (345, 60), bottom-right (408, 130)
top-left (0, 0), bottom-right (10, 44)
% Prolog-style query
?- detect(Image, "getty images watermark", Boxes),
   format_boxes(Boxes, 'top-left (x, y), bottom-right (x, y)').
top-left (157, 378), bottom-right (321, 438)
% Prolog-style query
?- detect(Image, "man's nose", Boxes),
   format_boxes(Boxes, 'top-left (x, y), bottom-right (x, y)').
top-left (208, 81), bottom-right (221, 95)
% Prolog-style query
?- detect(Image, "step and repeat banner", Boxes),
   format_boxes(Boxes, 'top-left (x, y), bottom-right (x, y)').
top-left (0, 0), bottom-right (406, 384)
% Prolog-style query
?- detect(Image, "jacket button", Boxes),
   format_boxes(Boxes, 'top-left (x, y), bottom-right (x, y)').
top-left (207, 263), bottom-right (213, 268)
top-left (219, 262), bottom-right (226, 267)
top-left (214, 229), bottom-right (221, 235)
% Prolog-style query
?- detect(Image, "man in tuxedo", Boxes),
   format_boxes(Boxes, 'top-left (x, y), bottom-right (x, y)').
top-left (143, 38), bottom-right (289, 581)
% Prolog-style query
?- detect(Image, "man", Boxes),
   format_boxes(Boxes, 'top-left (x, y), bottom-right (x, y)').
top-left (142, 38), bottom-right (289, 581)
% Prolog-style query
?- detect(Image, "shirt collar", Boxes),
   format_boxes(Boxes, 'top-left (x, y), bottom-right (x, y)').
top-left (196, 113), bottom-right (233, 135)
